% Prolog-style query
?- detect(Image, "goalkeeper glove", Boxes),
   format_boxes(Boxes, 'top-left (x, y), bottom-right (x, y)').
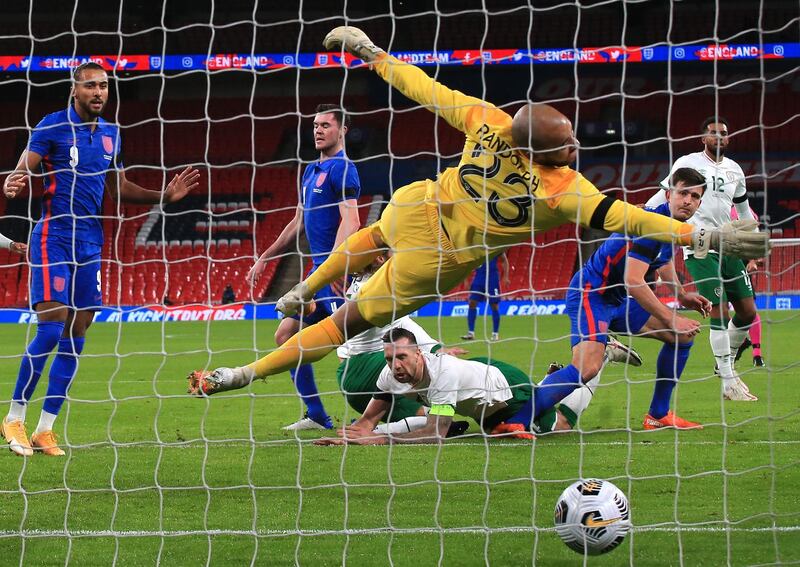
top-left (691, 219), bottom-right (770, 260)
top-left (276, 281), bottom-right (316, 317)
top-left (323, 26), bottom-right (385, 62)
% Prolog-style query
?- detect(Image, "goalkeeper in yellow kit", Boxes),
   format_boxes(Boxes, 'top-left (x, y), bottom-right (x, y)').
top-left (188, 27), bottom-right (768, 398)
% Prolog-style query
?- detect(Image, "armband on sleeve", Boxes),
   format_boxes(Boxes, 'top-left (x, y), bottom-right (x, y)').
top-left (429, 404), bottom-right (455, 417)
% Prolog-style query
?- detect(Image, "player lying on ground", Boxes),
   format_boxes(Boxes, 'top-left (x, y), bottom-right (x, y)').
top-left (186, 26), bottom-right (768, 401)
top-left (316, 327), bottom-right (538, 444)
top-left (646, 116), bottom-right (761, 400)
top-left (2, 62), bottom-right (199, 457)
top-left (314, 327), bottom-right (642, 445)
top-left (337, 267), bottom-right (636, 432)
top-left (531, 168), bottom-right (713, 434)
top-left (334, 265), bottom-right (468, 436)
top-left (338, 311), bottom-right (469, 438)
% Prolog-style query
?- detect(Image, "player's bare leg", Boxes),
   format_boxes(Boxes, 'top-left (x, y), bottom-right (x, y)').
top-left (570, 341), bottom-right (607, 384)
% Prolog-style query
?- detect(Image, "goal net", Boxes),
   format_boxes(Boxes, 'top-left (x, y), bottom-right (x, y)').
top-left (0, 1), bottom-right (797, 564)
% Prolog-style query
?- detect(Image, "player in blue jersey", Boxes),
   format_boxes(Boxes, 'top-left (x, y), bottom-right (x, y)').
top-left (1, 62), bottom-right (199, 456)
top-left (247, 104), bottom-right (361, 431)
top-left (461, 253), bottom-right (509, 342)
top-left (495, 167), bottom-right (713, 437)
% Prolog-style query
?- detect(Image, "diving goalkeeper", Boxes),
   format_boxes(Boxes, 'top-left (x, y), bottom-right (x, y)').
top-left (188, 26), bottom-right (769, 397)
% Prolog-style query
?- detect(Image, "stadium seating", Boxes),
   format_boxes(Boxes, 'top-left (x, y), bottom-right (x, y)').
top-left (0, 83), bottom-right (797, 307)
top-left (85, 166), bottom-right (378, 307)
top-left (448, 224), bottom-right (579, 301)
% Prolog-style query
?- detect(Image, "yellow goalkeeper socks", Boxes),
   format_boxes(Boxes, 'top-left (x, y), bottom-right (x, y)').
top-left (246, 316), bottom-right (345, 379)
top-left (305, 227), bottom-right (383, 293)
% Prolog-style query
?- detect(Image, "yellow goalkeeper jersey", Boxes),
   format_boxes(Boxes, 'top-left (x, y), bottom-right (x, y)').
top-left (372, 54), bottom-right (692, 260)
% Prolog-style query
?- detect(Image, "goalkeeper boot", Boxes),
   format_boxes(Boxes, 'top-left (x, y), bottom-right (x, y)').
top-left (722, 375), bottom-right (758, 401)
top-left (188, 367), bottom-right (253, 396)
top-left (734, 337), bottom-right (752, 363)
top-left (282, 413), bottom-right (334, 431)
top-left (753, 355), bottom-right (765, 367)
top-left (605, 335), bottom-right (643, 367)
top-left (490, 422), bottom-right (535, 440)
top-left (643, 411), bottom-right (703, 431)
top-left (1, 418), bottom-right (32, 457)
top-left (31, 430), bottom-right (65, 456)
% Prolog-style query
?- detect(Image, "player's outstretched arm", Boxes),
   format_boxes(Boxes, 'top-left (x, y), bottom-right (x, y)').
top-left (324, 26), bottom-right (497, 135)
top-left (499, 253), bottom-right (511, 287)
top-left (555, 182), bottom-right (770, 260)
top-left (656, 262), bottom-right (711, 317)
top-left (382, 413), bottom-right (452, 444)
top-left (325, 412), bottom-right (452, 446)
top-left (106, 166), bottom-right (200, 204)
top-left (247, 205), bottom-right (303, 284)
top-left (314, 397), bottom-right (390, 446)
top-left (624, 257), bottom-right (700, 337)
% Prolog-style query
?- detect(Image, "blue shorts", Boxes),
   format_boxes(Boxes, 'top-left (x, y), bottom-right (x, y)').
top-left (29, 234), bottom-right (102, 309)
top-left (565, 285), bottom-right (651, 348)
top-left (469, 269), bottom-right (501, 304)
top-left (290, 266), bottom-right (344, 325)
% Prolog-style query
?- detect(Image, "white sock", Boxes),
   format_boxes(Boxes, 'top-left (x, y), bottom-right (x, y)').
top-left (559, 371), bottom-right (601, 420)
top-left (223, 366), bottom-right (256, 390)
top-left (710, 329), bottom-right (734, 380)
top-left (727, 319), bottom-right (750, 359)
top-left (7, 402), bottom-right (26, 422)
top-left (374, 416), bottom-right (428, 434)
top-left (35, 410), bottom-right (57, 434)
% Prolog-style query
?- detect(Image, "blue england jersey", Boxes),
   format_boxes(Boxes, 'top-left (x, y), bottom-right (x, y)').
top-left (301, 149), bottom-right (361, 267)
top-left (27, 106), bottom-right (122, 246)
top-left (578, 203), bottom-right (674, 305)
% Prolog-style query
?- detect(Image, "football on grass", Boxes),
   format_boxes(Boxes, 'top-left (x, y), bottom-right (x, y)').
top-left (554, 478), bottom-right (631, 555)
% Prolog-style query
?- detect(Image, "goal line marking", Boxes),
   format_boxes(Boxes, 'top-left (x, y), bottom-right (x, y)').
top-left (1, 525), bottom-right (797, 538)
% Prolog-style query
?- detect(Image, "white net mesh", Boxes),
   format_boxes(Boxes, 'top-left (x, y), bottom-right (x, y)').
top-left (0, 1), bottom-right (798, 564)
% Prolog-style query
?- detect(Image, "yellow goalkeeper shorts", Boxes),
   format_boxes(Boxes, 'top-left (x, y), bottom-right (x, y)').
top-left (356, 180), bottom-right (482, 326)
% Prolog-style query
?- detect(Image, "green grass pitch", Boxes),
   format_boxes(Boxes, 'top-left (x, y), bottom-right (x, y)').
top-left (0, 312), bottom-right (797, 566)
